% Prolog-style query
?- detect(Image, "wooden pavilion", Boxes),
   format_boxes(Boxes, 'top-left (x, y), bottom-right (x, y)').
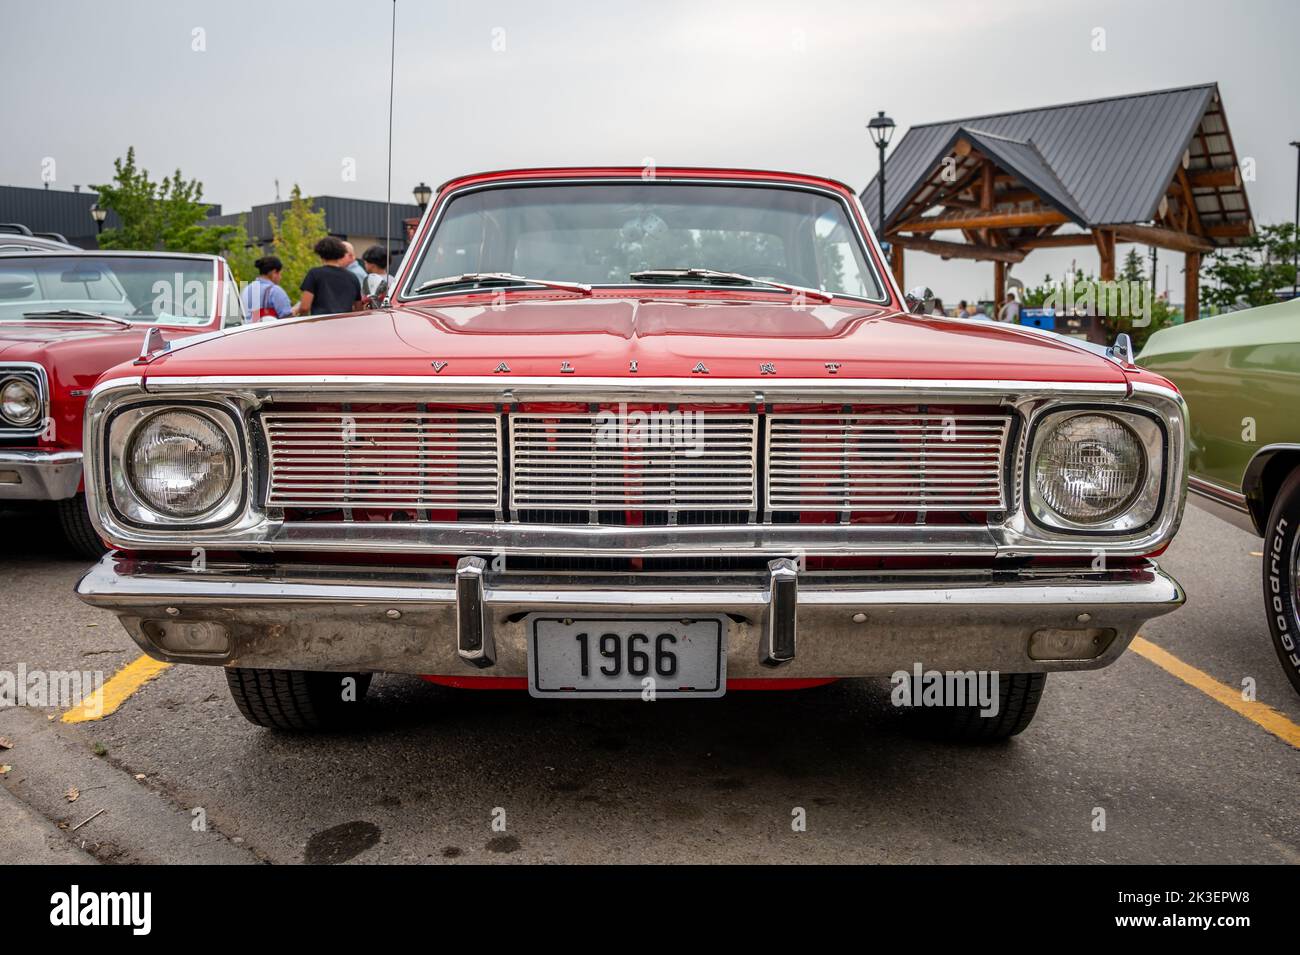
top-left (862, 84), bottom-right (1255, 321)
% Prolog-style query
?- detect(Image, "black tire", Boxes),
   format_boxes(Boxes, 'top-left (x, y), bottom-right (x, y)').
top-left (56, 494), bottom-right (106, 560)
top-left (913, 672), bottom-right (1047, 742)
top-left (225, 668), bottom-right (373, 731)
top-left (1261, 469), bottom-right (1300, 696)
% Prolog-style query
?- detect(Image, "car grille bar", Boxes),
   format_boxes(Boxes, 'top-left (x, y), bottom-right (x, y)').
top-left (263, 411), bottom-right (502, 510)
top-left (766, 414), bottom-right (1010, 511)
top-left (509, 411), bottom-right (759, 510)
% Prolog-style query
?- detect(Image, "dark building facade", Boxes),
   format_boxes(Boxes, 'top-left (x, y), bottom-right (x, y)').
top-left (205, 196), bottom-right (423, 257)
top-left (0, 184), bottom-right (223, 250)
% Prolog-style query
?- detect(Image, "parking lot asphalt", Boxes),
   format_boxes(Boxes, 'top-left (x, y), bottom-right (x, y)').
top-left (0, 502), bottom-right (1297, 864)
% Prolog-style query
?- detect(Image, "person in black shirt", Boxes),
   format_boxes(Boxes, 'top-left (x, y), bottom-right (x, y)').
top-left (294, 236), bottom-right (362, 316)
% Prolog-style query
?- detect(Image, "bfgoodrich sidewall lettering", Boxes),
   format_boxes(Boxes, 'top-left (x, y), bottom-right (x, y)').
top-left (1263, 476), bottom-right (1300, 694)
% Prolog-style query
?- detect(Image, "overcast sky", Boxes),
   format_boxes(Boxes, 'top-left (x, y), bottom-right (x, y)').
top-left (2, 0), bottom-right (1295, 302)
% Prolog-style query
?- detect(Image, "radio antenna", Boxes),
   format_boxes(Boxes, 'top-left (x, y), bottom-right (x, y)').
top-left (384, 0), bottom-right (396, 304)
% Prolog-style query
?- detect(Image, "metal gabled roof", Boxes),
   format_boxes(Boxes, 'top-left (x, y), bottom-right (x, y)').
top-left (864, 84), bottom-right (1220, 231)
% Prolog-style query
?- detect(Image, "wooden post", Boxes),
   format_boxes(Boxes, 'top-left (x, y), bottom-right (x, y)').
top-left (1097, 229), bottom-right (1116, 281)
top-left (993, 259), bottom-right (1006, 315)
top-left (979, 159), bottom-right (995, 249)
top-left (1184, 251), bottom-right (1200, 321)
top-left (891, 243), bottom-right (905, 292)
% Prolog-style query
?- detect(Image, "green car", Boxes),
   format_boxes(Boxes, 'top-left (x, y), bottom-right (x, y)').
top-left (1139, 296), bottom-right (1300, 695)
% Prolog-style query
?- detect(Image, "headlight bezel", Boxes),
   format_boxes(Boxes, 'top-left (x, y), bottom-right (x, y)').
top-left (0, 376), bottom-right (41, 427)
top-left (1024, 405), bottom-right (1167, 535)
top-left (0, 365), bottom-right (48, 436)
top-left (105, 401), bottom-right (247, 529)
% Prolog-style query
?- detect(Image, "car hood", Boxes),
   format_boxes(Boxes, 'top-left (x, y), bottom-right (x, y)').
top-left (1, 319), bottom-right (149, 372)
top-left (0, 321), bottom-right (147, 352)
top-left (0, 322), bottom-right (201, 407)
top-left (136, 296), bottom-right (1130, 385)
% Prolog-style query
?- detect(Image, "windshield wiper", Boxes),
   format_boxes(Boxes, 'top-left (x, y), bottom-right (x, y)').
top-left (415, 272), bottom-right (592, 296)
top-left (629, 268), bottom-right (834, 303)
top-left (21, 309), bottom-right (133, 327)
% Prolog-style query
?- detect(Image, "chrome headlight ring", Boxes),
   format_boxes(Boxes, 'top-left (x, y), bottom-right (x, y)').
top-left (0, 376), bottom-right (41, 427)
top-left (1025, 405), bottom-right (1167, 535)
top-left (105, 401), bottom-right (247, 529)
top-left (0, 365), bottom-right (48, 436)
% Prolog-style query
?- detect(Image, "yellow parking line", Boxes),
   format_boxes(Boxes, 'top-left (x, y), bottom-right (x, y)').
top-left (61, 655), bottom-right (171, 724)
top-left (1130, 636), bottom-right (1300, 750)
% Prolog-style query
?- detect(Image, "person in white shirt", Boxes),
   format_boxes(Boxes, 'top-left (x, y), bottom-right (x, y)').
top-left (361, 245), bottom-right (394, 302)
top-left (999, 291), bottom-right (1021, 324)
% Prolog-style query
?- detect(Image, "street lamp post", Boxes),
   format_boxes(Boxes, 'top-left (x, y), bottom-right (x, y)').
top-left (413, 182), bottom-right (432, 210)
top-left (867, 111), bottom-right (896, 242)
top-left (89, 201), bottom-right (106, 238)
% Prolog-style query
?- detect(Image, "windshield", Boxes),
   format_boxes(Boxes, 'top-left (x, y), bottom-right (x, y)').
top-left (405, 182), bottom-right (884, 301)
top-left (0, 256), bottom-right (218, 325)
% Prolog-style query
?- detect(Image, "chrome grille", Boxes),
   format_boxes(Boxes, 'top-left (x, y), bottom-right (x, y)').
top-left (261, 407), bottom-right (1010, 518)
top-left (264, 412), bottom-right (501, 510)
top-left (766, 414), bottom-right (1010, 511)
top-left (510, 411), bottom-right (758, 510)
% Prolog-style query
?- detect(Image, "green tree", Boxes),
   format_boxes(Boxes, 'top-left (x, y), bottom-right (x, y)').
top-left (1203, 223), bottom-right (1300, 309)
top-left (221, 215), bottom-right (260, 285)
top-left (1119, 247), bottom-right (1145, 285)
top-left (269, 185), bottom-right (328, 299)
top-left (92, 147), bottom-right (236, 253)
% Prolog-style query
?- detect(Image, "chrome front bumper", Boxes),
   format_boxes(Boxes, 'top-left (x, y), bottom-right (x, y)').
top-left (76, 555), bottom-right (1185, 678)
top-left (0, 450), bottom-right (82, 501)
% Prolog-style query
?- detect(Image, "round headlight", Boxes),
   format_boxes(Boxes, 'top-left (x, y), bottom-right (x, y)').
top-left (127, 410), bottom-right (235, 518)
top-left (1033, 413), bottom-right (1144, 523)
top-left (0, 377), bottom-right (40, 427)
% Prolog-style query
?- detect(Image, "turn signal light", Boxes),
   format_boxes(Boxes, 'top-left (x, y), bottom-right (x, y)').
top-left (141, 619), bottom-right (231, 656)
top-left (1028, 627), bottom-right (1116, 661)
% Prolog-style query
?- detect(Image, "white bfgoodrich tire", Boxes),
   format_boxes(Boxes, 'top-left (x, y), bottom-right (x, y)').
top-left (1261, 469), bottom-right (1300, 696)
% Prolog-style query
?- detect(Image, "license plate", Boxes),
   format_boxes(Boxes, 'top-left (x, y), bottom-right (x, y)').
top-left (527, 614), bottom-right (726, 699)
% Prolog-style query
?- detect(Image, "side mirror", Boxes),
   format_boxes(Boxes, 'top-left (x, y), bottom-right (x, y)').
top-left (1110, 332), bottom-right (1135, 366)
top-left (905, 286), bottom-right (935, 314)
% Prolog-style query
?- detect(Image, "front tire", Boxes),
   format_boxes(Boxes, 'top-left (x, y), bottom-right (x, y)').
top-left (57, 494), bottom-right (105, 560)
top-left (225, 668), bottom-right (373, 731)
top-left (1261, 470), bottom-right (1300, 696)
top-left (913, 672), bottom-right (1047, 742)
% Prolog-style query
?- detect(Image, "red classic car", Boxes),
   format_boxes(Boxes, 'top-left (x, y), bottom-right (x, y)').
top-left (0, 251), bottom-right (244, 555)
top-left (74, 168), bottom-right (1188, 739)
